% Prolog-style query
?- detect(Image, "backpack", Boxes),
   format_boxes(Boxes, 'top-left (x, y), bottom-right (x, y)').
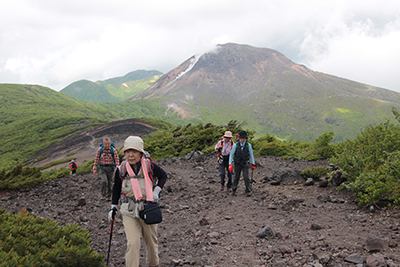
top-left (69, 162), bottom-right (77, 170)
top-left (99, 141), bottom-right (117, 166)
top-left (232, 140), bottom-right (250, 163)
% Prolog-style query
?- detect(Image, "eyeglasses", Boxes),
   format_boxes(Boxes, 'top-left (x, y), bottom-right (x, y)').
top-left (225, 137), bottom-right (232, 139)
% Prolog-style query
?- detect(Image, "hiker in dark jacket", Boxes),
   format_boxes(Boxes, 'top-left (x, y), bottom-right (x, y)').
top-left (229, 130), bottom-right (256, 196)
top-left (214, 131), bottom-right (234, 192)
top-left (93, 137), bottom-right (120, 200)
top-left (108, 136), bottom-right (167, 267)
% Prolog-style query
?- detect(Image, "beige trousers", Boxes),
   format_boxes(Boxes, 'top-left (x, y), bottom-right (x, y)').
top-left (122, 215), bottom-right (159, 267)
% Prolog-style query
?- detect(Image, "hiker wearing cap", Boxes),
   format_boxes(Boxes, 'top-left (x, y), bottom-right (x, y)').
top-left (214, 131), bottom-right (234, 192)
top-left (93, 137), bottom-right (120, 200)
top-left (108, 136), bottom-right (168, 267)
top-left (228, 130), bottom-right (256, 197)
top-left (68, 160), bottom-right (77, 176)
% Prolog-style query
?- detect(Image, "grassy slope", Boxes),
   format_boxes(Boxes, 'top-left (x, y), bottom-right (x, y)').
top-left (0, 84), bottom-right (121, 169)
top-left (0, 84), bottom-right (191, 170)
top-left (104, 75), bottom-right (163, 100)
top-left (60, 70), bottom-right (163, 103)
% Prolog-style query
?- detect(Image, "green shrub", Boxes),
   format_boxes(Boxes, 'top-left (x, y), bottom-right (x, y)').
top-left (77, 160), bottom-right (94, 174)
top-left (300, 166), bottom-right (329, 179)
top-left (144, 121), bottom-right (248, 159)
top-left (305, 154), bottom-right (320, 161)
top-left (301, 132), bottom-right (335, 160)
top-left (0, 164), bottom-right (46, 190)
top-left (252, 133), bottom-right (277, 152)
top-left (331, 119), bottom-right (400, 207)
top-left (258, 141), bottom-right (292, 157)
top-left (0, 209), bottom-right (105, 266)
top-left (348, 151), bottom-right (400, 206)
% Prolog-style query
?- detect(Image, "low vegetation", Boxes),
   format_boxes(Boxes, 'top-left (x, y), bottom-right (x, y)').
top-left (0, 209), bottom-right (105, 266)
top-left (3, 116), bottom-right (400, 208)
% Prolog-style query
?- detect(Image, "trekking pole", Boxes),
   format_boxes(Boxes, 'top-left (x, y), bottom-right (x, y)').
top-left (106, 220), bottom-right (114, 266)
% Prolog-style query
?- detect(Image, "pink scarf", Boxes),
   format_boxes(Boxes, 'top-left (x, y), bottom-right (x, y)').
top-left (125, 158), bottom-right (154, 202)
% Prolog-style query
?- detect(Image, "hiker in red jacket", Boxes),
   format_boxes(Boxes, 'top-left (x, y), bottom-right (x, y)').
top-left (68, 160), bottom-right (77, 176)
top-left (214, 131), bottom-right (234, 192)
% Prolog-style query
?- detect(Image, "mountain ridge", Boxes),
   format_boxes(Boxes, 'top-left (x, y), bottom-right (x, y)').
top-left (60, 69), bottom-right (163, 102)
top-left (132, 43), bottom-right (400, 142)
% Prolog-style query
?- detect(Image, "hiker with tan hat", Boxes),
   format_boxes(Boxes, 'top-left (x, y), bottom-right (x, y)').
top-left (214, 131), bottom-right (234, 192)
top-left (108, 136), bottom-right (168, 267)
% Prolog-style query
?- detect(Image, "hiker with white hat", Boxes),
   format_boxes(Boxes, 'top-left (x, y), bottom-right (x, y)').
top-left (108, 136), bottom-right (168, 267)
top-left (214, 131), bottom-right (234, 192)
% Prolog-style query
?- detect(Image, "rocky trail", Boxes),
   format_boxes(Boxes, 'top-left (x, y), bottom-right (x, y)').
top-left (1, 152), bottom-right (399, 267)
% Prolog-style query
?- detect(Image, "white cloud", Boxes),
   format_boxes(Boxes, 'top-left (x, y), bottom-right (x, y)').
top-left (0, 0), bottom-right (400, 92)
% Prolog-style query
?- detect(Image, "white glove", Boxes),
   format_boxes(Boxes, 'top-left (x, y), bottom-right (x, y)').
top-left (153, 186), bottom-right (162, 202)
top-left (108, 204), bottom-right (118, 221)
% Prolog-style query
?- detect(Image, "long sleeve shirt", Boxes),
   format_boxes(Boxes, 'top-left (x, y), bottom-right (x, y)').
top-left (93, 147), bottom-right (120, 170)
top-left (111, 161), bottom-right (168, 205)
top-left (229, 141), bottom-right (255, 165)
top-left (214, 139), bottom-right (233, 156)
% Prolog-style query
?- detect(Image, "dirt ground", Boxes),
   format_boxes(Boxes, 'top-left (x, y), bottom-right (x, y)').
top-left (1, 152), bottom-right (399, 267)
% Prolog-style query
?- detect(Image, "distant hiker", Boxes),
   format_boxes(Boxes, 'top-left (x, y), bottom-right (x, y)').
top-left (93, 137), bottom-right (120, 200)
top-left (214, 131), bottom-right (234, 192)
top-left (229, 130), bottom-right (256, 197)
top-left (68, 160), bottom-right (77, 176)
top-left (108, 136), bottom-right (168, 267)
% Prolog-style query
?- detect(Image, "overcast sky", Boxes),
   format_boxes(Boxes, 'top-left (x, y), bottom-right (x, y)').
top-left (1, 0), bottom-right (399, 92)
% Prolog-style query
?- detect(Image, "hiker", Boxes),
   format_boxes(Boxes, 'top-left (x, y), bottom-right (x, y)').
top-left (68, 160), bottom-right (77, 176)
top-left (93, 137), bottom-right (120, 200)
top-left (214, 131), bottom-right (234, 192)
top-left (228, 130), bottom-right (256, 197)
top-left (108, 136), bottom-right (167, 267)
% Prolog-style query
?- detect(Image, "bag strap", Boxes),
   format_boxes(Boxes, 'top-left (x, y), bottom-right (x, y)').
top-left (123, 158), bottom-right (154, 202)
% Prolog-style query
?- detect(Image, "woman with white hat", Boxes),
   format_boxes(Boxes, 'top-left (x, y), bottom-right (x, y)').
top-left (214, 131), bottom-right (234, 192)
top-left (108, 136), bottom-right (168, 267)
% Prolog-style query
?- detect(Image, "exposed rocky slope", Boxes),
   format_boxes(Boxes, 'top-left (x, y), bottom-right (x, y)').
top-left (30, 118), bottom-right (156, 170)
top-left (1, 152), bottom-right (399, 267)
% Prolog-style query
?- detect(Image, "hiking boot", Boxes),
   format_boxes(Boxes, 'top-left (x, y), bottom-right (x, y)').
top-left (246, 192), bottom-right (252, 197)
top-left (220, 185), bottom-right (224, 191)
top-left (231, 190), bottom-right (236, 196)
top-left (227, 188), bottom-right (232, 193)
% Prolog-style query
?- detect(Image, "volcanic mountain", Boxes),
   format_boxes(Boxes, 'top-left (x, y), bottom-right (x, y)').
top-left (133, 43), bottom-right (400, 142)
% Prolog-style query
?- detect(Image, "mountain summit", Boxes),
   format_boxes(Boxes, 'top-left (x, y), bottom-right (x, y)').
top-left (134, 43), bottom-right (400, 142)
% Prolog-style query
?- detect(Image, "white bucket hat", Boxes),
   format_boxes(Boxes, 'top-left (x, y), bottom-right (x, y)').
top-left (120, 136), bottom-right (145, 154)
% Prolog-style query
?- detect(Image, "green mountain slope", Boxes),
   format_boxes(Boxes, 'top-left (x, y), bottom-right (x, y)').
top-left (60, 70), bottom-right (162, 102)
top-left (0, 84), bottom-right (187, 170)
top-left (0, 84), bottom-right (118, 169)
